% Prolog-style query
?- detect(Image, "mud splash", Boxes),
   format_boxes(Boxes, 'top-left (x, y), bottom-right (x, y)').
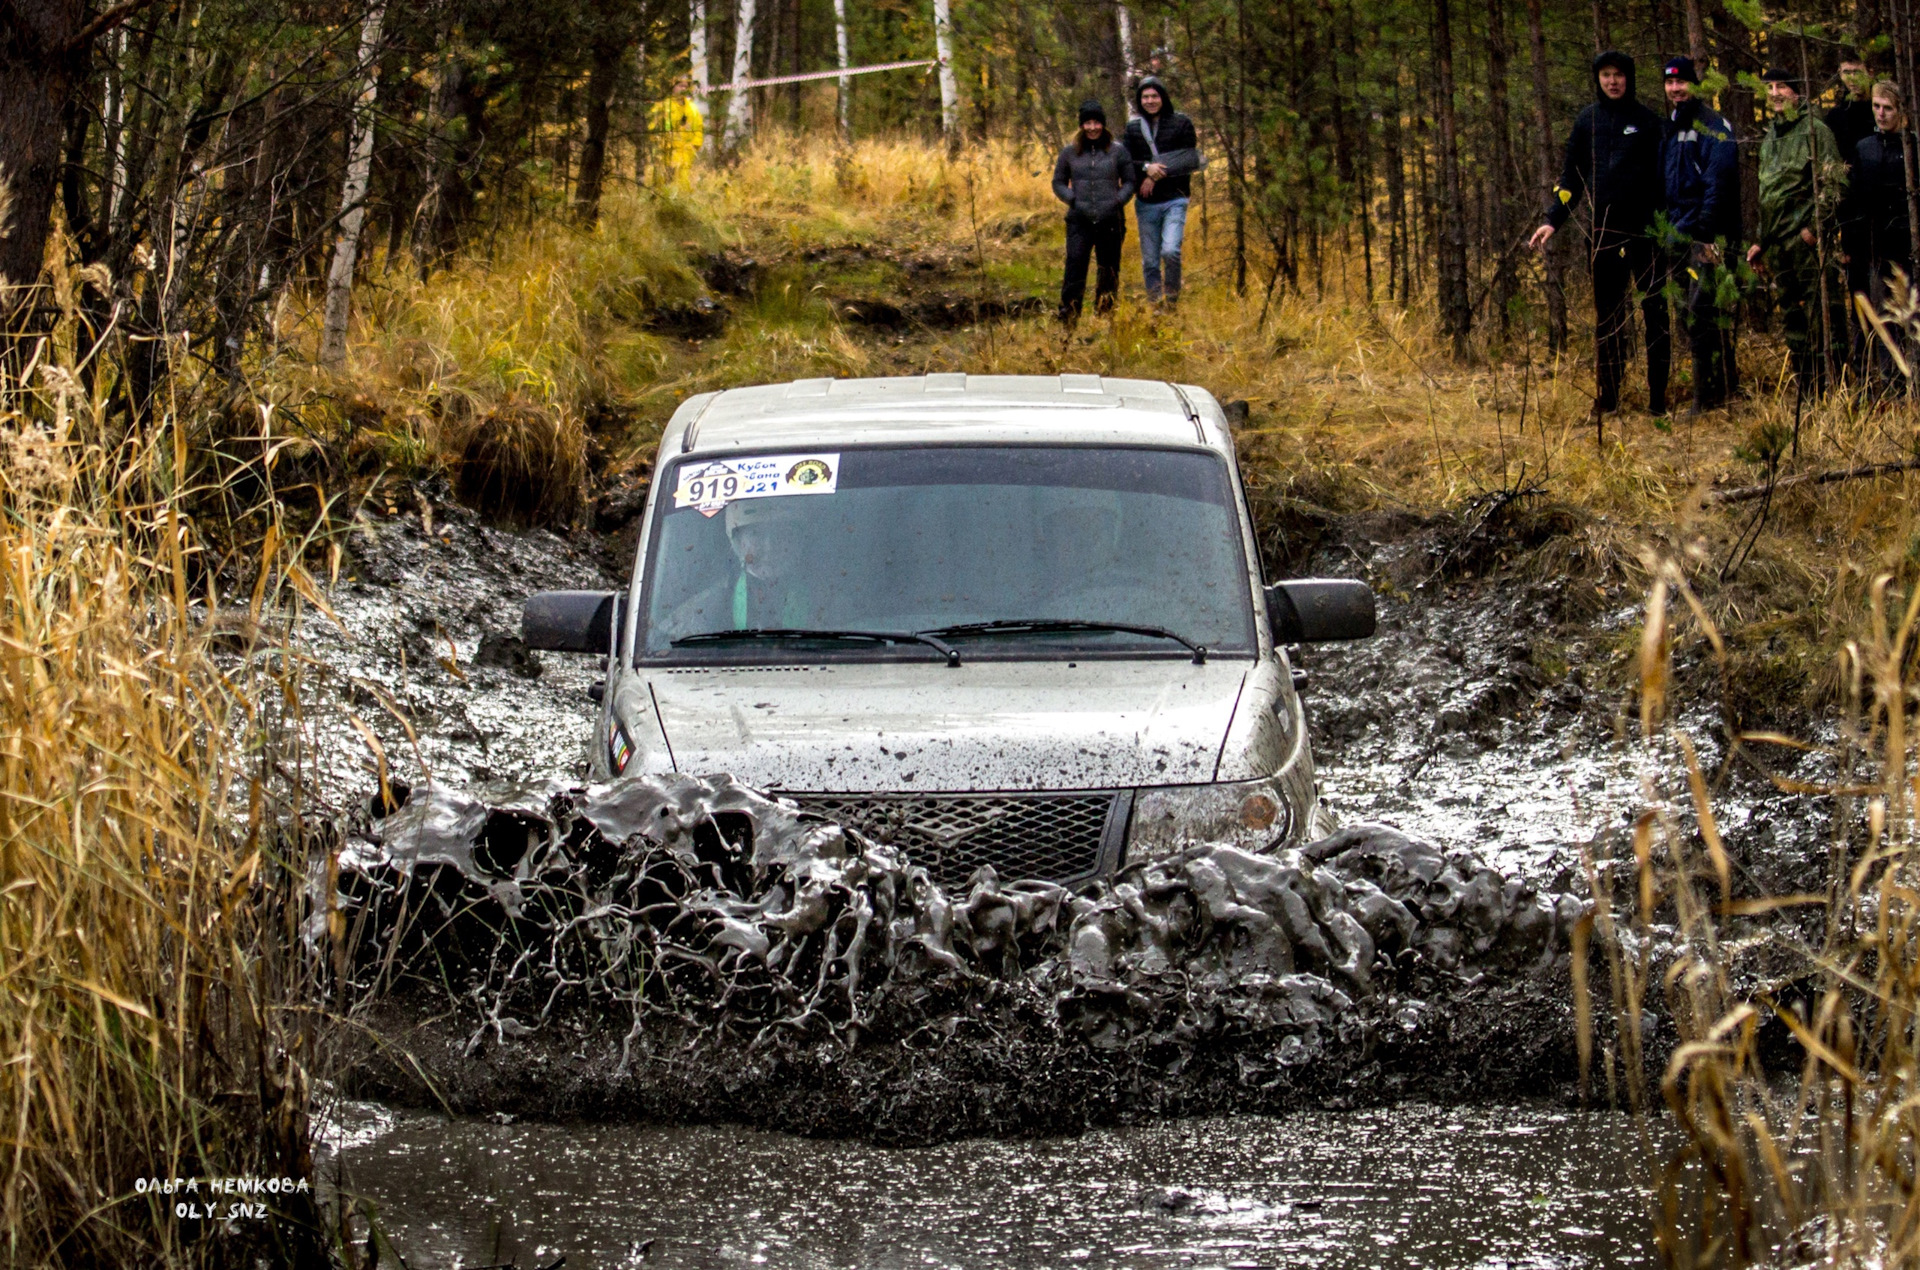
top-left (331, 772), bottom-right (1588, 1142)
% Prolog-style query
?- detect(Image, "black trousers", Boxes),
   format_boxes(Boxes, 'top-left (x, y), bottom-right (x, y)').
top-left (1677, 243), bottom-right (1738, 409)
top-left (1591, 236), bottom-right (1671, 413)
top-left (1846, 253), bottom-right (1874, 375)
top-left (1060, 215), bottom-right (1126, 322)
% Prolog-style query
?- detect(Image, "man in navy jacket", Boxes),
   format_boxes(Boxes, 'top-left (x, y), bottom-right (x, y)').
top-left (1529, 50), bottom-right (1671, 420)
top-left (1661, 56), bottom-right (1742, 411)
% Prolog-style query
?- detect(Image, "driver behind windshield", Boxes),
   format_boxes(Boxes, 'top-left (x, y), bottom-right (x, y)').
top-left (657, 496), bottom-right (819, 637)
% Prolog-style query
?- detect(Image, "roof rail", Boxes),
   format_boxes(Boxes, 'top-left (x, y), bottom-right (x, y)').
top-left (681, 392), bottom-right (721, 453)
top-left (1171, 385), bottom-right (1206, 444)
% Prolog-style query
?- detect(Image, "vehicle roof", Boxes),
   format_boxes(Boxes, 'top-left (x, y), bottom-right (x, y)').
top-left (661, 374), bottom-right (1233, 457)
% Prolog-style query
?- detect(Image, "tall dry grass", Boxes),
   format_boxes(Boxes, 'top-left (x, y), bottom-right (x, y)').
top-left (1, 277), bottom-right (328, 1264)
top-left (1585, 538), bottom-right (1920, 1267)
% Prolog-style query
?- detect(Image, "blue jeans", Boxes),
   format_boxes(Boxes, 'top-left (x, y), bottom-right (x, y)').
top-left (1135, 198), bottom-right (1189, 300)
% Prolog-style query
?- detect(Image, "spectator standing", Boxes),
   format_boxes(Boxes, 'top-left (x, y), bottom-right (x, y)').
top-left (1828, 51), bottom-right (1877, 365)
top-left (1660, 56), bottom-right (1742, 412)
top-left (1842, 80), bottom-right (1914, 391)
top-left (1528, 50), bottom-right (1671, 422)
top-left (1747, 67), bottom-right (1849, 397)
top-left (649, 78), bottom-right (706, 191)
top-left (1123, 77), bottom-right (1202, 305)
top-left (1826, 52), bottom-right (1876, 175)
top-left (1052, 102), bottom-right (1136, 324)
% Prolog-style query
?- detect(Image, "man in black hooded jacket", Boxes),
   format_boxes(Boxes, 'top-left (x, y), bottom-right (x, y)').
top-left (1123, 76), bottom-right (1202, 304)
top-left (1529, 50), bottom-right (1671, 420)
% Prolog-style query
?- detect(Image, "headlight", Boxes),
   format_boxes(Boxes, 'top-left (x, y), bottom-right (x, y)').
top-left (1126, 776), bottom-right (1295, 864)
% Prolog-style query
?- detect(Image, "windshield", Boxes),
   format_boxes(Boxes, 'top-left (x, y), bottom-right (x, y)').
top-left (637, 445), bottom-right (1257, 660)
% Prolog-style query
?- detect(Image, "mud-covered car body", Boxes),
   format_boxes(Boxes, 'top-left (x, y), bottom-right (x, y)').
top-left (525, 374), bottom-right (1372, 887)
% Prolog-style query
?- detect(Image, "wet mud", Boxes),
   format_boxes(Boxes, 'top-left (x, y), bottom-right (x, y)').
top-left (1284, 503), bottom-right (1834, 893)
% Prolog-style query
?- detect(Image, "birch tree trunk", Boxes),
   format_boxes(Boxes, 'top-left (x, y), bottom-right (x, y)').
top-left (723, 0), bottom-right (756, 149)
top-left (104, 29), bottom-right (127, 227)
top-left (833, 0), bottom-right (852, 142)
top-left (691, 0), bottom-right (710, 141)
top-left (1117, 4), bottom-right (1137, 119)
top-left (320, 2), bottom-right (386, 369)
top-left (932, 0), bottom-right (959, 141)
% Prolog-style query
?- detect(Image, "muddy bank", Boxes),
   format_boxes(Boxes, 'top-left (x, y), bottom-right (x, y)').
top-left (293, 482), bottom-right (615, 807)
top-left (1280, 500), bottom-right (1835, 895)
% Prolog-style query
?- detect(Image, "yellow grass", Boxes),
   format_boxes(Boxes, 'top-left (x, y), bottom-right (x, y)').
top-left (0, 270), bottom-right (327, 1264)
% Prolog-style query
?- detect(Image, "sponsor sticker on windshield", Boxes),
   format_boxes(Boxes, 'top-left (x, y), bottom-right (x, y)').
top-left (672, 453), bottom-right (840, 517)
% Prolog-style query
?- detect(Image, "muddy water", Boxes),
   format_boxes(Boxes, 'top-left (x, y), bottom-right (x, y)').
top-left (322, 1100), bottom-right (1653, 1269)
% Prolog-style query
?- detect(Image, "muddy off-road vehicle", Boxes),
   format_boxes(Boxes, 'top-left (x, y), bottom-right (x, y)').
top-left (523, 374), bottom-right (1375, 887)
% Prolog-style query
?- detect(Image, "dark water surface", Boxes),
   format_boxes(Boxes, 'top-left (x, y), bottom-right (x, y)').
top-left (321, 1100), bottom-right (1653, 1269)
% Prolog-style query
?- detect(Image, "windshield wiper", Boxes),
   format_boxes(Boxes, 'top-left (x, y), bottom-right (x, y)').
top-left (671, 627), bottom-right (961, 667)
top-left (920, 619), bottom-right (1208, 664)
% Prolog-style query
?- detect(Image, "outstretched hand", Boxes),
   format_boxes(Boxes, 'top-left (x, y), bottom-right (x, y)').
top-left (1528, 224), bottom-right (1554, 251)
top-left (1746, 243), bottom-right (1763, 267)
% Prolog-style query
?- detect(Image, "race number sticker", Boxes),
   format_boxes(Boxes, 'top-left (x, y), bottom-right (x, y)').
top-left (672, 453), bottom-right (840, 517)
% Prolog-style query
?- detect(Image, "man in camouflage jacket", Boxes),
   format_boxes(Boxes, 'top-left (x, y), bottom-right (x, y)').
top-left (1746, 66), bottom-right (1849, 395)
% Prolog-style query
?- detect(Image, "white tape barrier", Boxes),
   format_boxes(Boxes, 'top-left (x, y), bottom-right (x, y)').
top-left (714, 57), bottom-right (935, 92)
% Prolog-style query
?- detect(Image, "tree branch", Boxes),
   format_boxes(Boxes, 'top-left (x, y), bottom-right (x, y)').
top-left (1709, 458), bottom-right (1920, 505)
top-left (57, 0), bottom-right (168, 57)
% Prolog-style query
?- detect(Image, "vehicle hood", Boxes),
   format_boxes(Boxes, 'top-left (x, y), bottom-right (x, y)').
top-left (639, 659), bottom-right (1251, 792)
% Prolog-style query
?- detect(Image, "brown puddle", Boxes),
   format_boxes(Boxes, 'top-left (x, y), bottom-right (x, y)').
top-left (320, 1099), bottom-right (1654, 1268)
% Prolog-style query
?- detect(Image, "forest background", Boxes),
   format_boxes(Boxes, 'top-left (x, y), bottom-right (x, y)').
top-left (12, 0), bottom-right (1920, 379)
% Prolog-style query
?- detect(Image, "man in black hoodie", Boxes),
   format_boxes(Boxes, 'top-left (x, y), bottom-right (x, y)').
top-left (1123, 76), bottom-right (1202, 304)
top-left (1827, 51), bottom-right (1877, 368)
top-left (1529, 50), bottom-right (1671, 419)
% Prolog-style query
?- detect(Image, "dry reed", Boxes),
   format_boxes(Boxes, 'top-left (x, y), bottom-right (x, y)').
top-left (1586, 534), bottom-right (1920, 1266)
top-left (0, 282), bottom-right (328, 1264)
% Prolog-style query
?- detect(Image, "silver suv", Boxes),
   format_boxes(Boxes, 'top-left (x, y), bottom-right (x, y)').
top-left (524, 374), bottom-right (1374, 887)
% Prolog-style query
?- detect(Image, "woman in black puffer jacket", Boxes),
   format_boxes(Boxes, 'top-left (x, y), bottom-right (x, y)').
top-left (1052, 101), bottom-right (1137, 324)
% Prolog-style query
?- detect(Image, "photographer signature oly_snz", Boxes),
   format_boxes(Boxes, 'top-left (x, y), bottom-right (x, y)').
top-left (136, 1174), bottom-right (310, 1220)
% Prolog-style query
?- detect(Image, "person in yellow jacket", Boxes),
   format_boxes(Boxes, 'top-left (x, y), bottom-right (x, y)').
top-left (650, 80), bottom-right (705, 189)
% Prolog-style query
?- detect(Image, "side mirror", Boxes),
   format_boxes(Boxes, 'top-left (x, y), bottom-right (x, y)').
top-left (523, 591), bottom-right (622, 653)
top-left (1265, 578), bottom-right (1376, 643)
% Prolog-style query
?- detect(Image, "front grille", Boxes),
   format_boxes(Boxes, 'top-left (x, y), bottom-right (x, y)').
top-left (786, 791), bottom-right (1126, 889)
